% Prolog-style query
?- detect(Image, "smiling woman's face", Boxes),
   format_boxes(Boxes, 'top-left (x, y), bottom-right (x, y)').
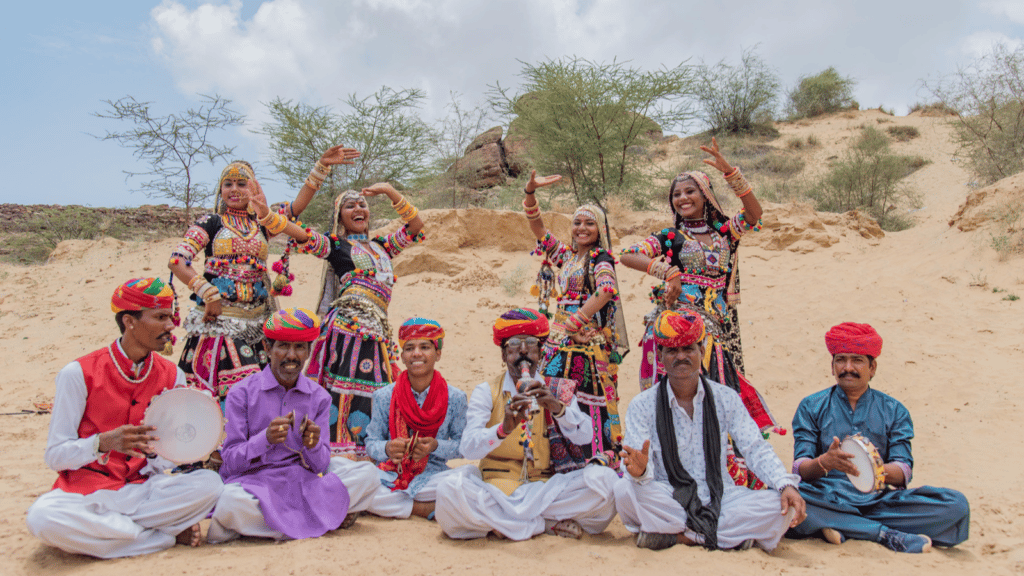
top-left (670, 178), bottom-right (705, 220)
top-left (339, 197), bottom-right (370, 234)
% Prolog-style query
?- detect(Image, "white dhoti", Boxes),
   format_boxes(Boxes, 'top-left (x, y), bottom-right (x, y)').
top-left (436, 465), bottom-right (619, 540)
top-left (614, 477), bottom-right (792, 551)
top-left (25, 470), bottom-right (222, 559)
top-left (369, 464), bottom-right (480, 519)
top-left (207, 456), bottom-right (381, 543)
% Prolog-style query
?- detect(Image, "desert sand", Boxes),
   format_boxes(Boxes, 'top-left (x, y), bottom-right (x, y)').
top-left (1, 110), bottom-right (1021, 575)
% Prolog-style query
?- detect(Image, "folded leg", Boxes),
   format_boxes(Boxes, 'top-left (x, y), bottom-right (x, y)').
top-left (328, 457), bottom-right (383, 513)
top-left (207, 482), bottom-right (285, 543)
top-left (865, 486), bottom-right (970, 547)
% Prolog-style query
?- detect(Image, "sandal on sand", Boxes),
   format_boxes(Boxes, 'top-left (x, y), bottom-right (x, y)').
top-left (545, 519), bottom-right (583, 540)
top-left (340, 512), bottom-right (360, 530)
top-left (636, 531), bottom-right (677, 550)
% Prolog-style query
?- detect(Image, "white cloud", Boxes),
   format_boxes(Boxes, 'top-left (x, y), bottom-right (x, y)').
top-left (958, 30), bottom-right (1023, 59)
top-left (981, 0), bottom-right (1024, 24)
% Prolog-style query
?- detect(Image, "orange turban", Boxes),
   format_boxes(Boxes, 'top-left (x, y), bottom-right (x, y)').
top-left (492, 308), bottom-right (549, 346)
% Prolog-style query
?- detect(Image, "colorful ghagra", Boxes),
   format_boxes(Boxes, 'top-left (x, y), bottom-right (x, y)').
top-left (172, 209), bottom-right (274, 403)
top-left (298, 227), bottom-right (422, 457)
top-left (534, 233), bottom-right (628, 469)
top-left (623, 213), bottom-right (780, 487)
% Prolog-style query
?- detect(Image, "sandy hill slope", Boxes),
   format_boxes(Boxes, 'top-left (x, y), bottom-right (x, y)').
top-left (0, 110), bottom-right (1021, 575)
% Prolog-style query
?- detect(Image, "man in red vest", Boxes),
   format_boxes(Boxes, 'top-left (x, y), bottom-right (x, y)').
top-left (26, 278), bottom-right (223, 558)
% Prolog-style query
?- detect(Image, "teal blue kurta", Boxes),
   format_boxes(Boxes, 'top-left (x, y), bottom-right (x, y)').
top-left (788, 385), bottom-right (969, 546)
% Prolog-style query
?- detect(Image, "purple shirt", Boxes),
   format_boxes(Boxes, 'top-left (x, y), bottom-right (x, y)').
top-left (220, 366), bottom-right (349, 539)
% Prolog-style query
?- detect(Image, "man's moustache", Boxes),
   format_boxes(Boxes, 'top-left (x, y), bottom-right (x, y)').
top-left (839, 371), bottom-right (860, 378)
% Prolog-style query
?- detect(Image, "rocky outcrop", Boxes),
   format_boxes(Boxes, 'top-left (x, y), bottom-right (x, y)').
top-left (449, 126), bottom-right (509, 189)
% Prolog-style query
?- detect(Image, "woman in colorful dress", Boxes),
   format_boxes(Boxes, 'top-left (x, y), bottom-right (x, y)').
top-left (619, 138), bottom-right (780, 487)
top-left (290, 182), bottom-right (424, 458)
top-left (522, 170), bottom-right (629, 469)
top-left (168, 161), bottom-right (310, 403)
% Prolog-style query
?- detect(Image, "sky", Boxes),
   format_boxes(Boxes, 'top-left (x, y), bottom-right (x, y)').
top-left (2, 0), bottom-right (1022, 208)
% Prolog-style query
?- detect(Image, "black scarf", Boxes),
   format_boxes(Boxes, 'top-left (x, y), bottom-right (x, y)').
top-left (655, 374), bottom-right (723, 549)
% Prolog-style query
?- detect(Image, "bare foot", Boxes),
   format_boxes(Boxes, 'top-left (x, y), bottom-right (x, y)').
top-left (176, 524), bottom-right (202, 547)
top-left (411, 501), bottom-right (435, 519)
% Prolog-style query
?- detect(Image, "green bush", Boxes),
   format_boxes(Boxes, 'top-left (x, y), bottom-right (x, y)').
top-left (694, 47), bottom-right (780, 135)
top-left (809, 127), bottom-right (922, 231)
top-left (887, 125), bottom-right (920, 141)
top-left (786, 67), bottom-right (857, 119)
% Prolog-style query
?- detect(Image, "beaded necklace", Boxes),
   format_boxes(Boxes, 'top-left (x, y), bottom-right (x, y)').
top-left (221, 209), bottom-right (260, 241)
top-left (107, 341), bottom-right (153, 384)
top-left (345, 233), bottom-right (369, 242)
top-left (682, 218), bottom-right (710, 235)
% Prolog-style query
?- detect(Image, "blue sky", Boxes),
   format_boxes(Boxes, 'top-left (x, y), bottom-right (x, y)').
top-left (2, 0), bottom-right (1022, 208)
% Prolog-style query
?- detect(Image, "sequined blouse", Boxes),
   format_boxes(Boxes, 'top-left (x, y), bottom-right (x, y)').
top-left (172, 210), bottom-right (270, 307)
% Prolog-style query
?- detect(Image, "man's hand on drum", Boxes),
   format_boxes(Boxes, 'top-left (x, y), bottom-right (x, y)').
top-left (820, 436), bottom-right (859, 475)
top-left (266, 413), bottom-right (294, 445)
top-left (779, 486), bottom-right (807, 527)
top-left (98, 424), bottom-right (158, 458)
top-left (300, 416), bottom-right (320, 449)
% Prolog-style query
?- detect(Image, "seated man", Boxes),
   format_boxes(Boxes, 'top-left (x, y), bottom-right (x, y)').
top-left (435, 308), bottom-right (619, 540)
top-left (787, 322), bottom-right (970, 553)
top-left (208, 308), bottom-right (381, 543)
top-left (615, 310), bottom-right (805, 552)
top-left (365, 318), bottom-right (472, 519)
top-left (26, 278), bottom-right (222, 558)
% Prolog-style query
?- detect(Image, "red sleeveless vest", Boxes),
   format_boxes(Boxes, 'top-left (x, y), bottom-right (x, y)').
top-left (52, 342), bottom-right (178, 495)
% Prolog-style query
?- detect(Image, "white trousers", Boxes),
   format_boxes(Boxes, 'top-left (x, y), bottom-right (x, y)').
top-left (435, 465), bottom-right (619, 541)
top-left (369, 464), bottom-right (479, 519)
top-left (207, 457), bottom-right (380, 543)
top-left (614, 477), bottom-right (792, 551)
top-left (25, 470), bottom-right (222, 558)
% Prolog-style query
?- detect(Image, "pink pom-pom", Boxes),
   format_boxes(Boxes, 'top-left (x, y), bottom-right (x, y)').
top-left (281, 285), bottom-right (293, 296)
top-left (287, 274), bottom-right (295, 280)
top-left (272, 260), bottom-right (284, 273)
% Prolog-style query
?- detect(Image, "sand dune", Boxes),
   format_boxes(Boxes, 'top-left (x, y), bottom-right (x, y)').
top-left (1, 110), bottom-right (1021, 575)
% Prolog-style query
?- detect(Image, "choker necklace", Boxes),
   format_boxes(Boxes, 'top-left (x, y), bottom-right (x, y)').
top-left (682, 219), bottom-right (710, 234)
top-left (346, 233), bottom-right (369, 241)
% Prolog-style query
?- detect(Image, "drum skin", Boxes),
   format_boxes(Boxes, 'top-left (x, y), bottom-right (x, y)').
top-left (144, 388), bottom-right (224, 464)
top-left (841, 434), bottom-right (886, 492)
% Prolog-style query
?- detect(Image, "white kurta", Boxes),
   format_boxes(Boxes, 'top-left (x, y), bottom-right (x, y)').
top-left (616, 379), bottom-right (800, 551)
top-left (208, 456), bottom-right (382, 542)
top-left (434, 372), bottom-right (618, 540)
top-left (26, 346), bottom-right (222, 559)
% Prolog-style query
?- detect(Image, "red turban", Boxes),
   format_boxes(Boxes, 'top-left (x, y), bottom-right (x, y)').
top-left (492, 308), bottom-right (549, 346)
top-left (111, 278), bottom-right (174, 313)
top-left (825, 322), bottom-right (882, 358)
top-left (264, 307), bottom-right (321, 342)
top-left (398, 317), bottom-right (445, 350)
top-left (652, 309), bottom-right (706, 347)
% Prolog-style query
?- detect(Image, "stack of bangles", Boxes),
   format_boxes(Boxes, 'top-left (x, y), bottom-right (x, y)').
top-left (258, 211), bottom-right (289, 235)
top-left (724, 167), bottom-right (752, 198)
top-left (523, 200), bottom-right (541, 221)
top-left (187, 275), bottom-right (221, 304)
top-left (563, 309), bottom-right (590, 333)
top-left (391, 195), bottom-right (418, 224)
top-left (646, 259), bottom-right (682, 282)
top-left (305, 161), bottom-right (331, 191)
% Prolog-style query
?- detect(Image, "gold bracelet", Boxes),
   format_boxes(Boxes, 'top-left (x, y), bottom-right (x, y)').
top-left (399, 206), bottom-right (418, 224)
top-left (264, 213), bottom-right (288, 235)
top-left (391, 195), bottom-right (408, 209)
top-left (816, 456), bottom-right (828, 474)
top-left (724, 167), bottom-right (752, 197)
top-left (314, 160), bottom-right (331, 176)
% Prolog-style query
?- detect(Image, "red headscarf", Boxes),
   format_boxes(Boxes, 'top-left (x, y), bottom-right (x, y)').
top-left (825, 322), bottom-right (883, 357)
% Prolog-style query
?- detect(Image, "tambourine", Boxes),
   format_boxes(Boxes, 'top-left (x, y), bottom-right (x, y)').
top-left (841, 434), bottom-right (886, 492)
top-left (143, 387), bottom-right (224, 464)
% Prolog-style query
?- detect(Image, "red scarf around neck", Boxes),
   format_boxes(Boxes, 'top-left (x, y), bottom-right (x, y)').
top-left (379, 370), bottom-right (449, 490)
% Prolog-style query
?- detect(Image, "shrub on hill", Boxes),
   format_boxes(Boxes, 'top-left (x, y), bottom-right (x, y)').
top-left (809, 127), bottom-right (922, 231)
top-left (786, 67), bottom-right (858, 119)
top-left (694, 47), bottom-right (780, 135)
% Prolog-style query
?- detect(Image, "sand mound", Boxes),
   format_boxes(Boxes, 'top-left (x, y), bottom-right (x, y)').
top-left (948, 172), bottom-right (1024, 233)
top-left (745, 202), bottom-right (884, 253)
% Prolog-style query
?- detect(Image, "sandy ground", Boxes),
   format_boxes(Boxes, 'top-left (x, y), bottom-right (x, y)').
top-left (1, 110), bottom-right (1022, 575)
